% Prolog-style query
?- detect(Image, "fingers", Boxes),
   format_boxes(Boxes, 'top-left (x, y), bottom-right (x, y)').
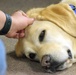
top-left (14, 33), bottom-right (25, 39)
top-left (13, 30), bottom-right (25, 39)
top-left (17, 30), bottom-right (25, 38)
top-left (16, 10), bottom-right (28, 17)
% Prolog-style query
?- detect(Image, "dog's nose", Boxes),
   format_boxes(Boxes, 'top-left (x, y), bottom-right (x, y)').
top-left (29, 53), bottom-right (36, 59)
top-left (41, 55), bottom-right (51, 67)
top-left (41, 55), bottom-right (62, 72)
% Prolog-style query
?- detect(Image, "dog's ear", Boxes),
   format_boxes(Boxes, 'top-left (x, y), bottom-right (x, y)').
top-left (26, 3), bottom-right (76, 37)
top-left (15, 39), bottom-right (24, 57)
top-left (40, 3), bottom-right (76, 37)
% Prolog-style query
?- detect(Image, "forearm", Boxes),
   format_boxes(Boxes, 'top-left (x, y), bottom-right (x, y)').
top-left (0, 11), bottom-right (6, 30)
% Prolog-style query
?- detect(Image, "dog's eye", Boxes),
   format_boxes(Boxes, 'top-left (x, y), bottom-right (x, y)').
top-left (39, 30), bottom-right (46, 42)
top-left (67, 49), bottom-right (72, 59)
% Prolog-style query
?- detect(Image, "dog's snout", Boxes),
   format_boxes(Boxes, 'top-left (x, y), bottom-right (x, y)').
top-left (41, 55), bottom-right (57, 72)
top-left (41, 55), bottom-right (64, 72)
top-left (29, 53), bottom-right (36, 59)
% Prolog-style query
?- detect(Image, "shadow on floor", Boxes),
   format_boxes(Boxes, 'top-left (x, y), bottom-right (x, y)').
top-left (7, 51), bottom-right (45, 73)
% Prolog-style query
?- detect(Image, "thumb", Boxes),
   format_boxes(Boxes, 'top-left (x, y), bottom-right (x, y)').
top-left (20, 10), bottom-right (35, 24)
top-left (26, 17), bottom-right (35, 25)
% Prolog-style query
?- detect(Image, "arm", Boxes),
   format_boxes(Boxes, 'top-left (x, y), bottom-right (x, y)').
top-left (0, 11), bottom-right (6, 30)
top-left (0, 10), bottom-right (34, 38)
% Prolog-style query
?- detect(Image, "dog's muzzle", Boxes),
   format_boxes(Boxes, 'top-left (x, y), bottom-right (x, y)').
top-left (41, 55), bottom-right (65, 73)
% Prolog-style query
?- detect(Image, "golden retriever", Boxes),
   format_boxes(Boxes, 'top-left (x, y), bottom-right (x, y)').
top-left (15, 0), bottom-right (76, 73)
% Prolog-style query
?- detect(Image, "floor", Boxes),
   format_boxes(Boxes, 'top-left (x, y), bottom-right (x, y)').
top-left (0, 0), bottom-right (76, 75)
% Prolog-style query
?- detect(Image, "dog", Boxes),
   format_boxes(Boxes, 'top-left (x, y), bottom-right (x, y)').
top-left (15, 0), bottom-right (76, 73)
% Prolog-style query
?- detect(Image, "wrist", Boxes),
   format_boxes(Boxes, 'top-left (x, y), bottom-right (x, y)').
top-left (0, 13), bottom-right (12, 35)
top-left (0, 11), bottom-right (6, 30)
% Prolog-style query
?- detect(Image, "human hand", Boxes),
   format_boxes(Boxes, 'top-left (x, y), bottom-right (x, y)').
top-left (5, 10), bottom-right (34, 38)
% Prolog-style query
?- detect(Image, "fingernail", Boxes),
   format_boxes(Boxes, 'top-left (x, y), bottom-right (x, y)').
top-left (30, 18), bottom-right (35, 20)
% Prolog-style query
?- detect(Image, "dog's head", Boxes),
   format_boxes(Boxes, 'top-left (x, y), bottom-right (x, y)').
top-left (15, 3), bottom-right (76, 72)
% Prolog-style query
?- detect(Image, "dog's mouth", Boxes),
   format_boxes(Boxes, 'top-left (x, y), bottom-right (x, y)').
top-left (41, 55), bottom-right (68, 73)
top-left (42, 61), bottom-right (65, 73)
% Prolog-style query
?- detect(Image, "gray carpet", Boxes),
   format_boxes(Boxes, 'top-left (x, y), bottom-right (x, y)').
top-left (0, 0), bottom-right (76, 75)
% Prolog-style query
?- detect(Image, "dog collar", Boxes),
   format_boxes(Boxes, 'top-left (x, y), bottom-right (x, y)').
top-left (69, 4), bottom-right (76, 14)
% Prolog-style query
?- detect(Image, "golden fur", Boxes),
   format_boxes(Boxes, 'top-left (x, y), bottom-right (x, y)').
top-left (15, 0), bottom-right (76, 72)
